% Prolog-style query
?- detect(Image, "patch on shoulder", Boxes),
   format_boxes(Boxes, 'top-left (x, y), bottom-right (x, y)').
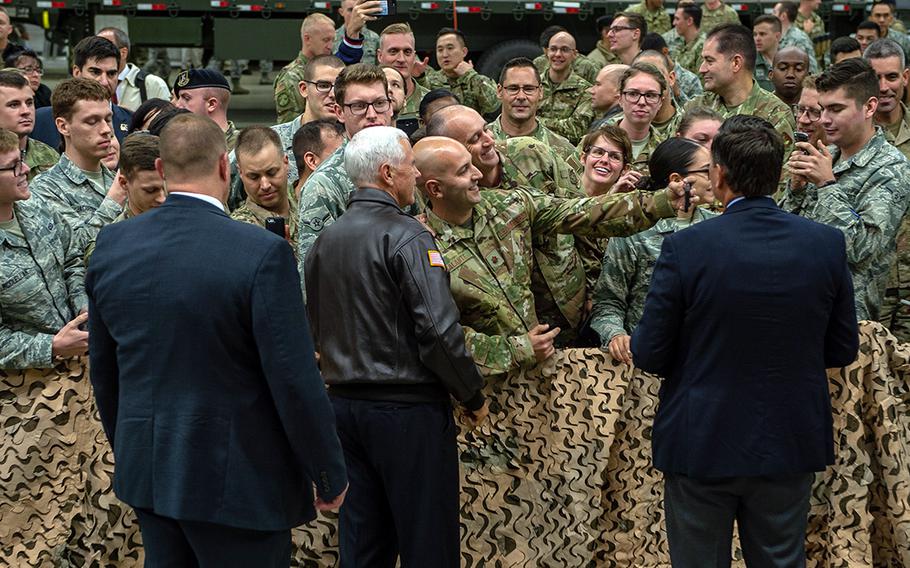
top-left (427, 249), bottom-right (446, 269)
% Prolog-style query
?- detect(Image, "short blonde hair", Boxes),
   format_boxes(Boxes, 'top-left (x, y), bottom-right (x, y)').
top-left (159, 114), bottom-right (226, 179)
top-left (380, 22), bottom-right (415, 48)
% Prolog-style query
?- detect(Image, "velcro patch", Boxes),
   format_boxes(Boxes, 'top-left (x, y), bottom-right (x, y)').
top-left (427, 249), bottom-right (446, 268)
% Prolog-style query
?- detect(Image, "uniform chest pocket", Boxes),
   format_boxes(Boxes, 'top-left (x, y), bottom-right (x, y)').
top-left (0, 253), bottom-right (50, 312)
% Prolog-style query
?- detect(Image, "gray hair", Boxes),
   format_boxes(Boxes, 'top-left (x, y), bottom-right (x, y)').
top-left (98, 26), bottom-right (130, 51)
top-left (344, 126), bottom-right (409, 187)
top-left (864, 38), bottom-right (906, 68)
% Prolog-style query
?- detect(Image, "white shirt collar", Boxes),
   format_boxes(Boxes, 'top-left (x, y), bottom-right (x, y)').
top-left (170, 191), bottom-right (226, 212)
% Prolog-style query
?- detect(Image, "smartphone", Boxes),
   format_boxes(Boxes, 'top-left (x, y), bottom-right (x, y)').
top-left (265, 217), bottom-right (286, 238)
top-left (794, 131), bottom-right (810, 154)
top-left (683, 180), bottom-right (692, 212)
top-left (377, 0), bottom-right (397, 16)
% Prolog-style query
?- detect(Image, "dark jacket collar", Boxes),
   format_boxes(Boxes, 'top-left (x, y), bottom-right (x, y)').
top-left (348, 187), bottom-right (403, 211)
top-left (722, 195), bottom-right (778, 215)
top-left (162, 193), bottom-right (229, 217)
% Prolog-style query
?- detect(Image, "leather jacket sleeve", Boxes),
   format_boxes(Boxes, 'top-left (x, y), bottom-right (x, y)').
top-left (393, 230), bottom-right (486, 411)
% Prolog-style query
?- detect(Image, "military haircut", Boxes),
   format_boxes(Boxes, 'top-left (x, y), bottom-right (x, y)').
top-left (0, 128), bottom-right (18, 153)
top-left (677, 105), bottom-right (723, 136)
top-left (776, 1), bottom-right (798, 23)
top-left (293, 118), bottom-right (344, 171)
top-left (119, 133), bottom-right (160, 179)
top-left (97, 26), bottom-right (130, 50)
top-left (857, 20), bottom-right (882, 36)
top-left (644, 137), bottom-right (703, 191)
top-left (302, 12), bottom-right (334, 33)
top-left (711, 115), bottom-right (783, 197)
top-left (0, 69), bottom-right (29, 90)
top-left (634, 49), bottom-right (673, 75)
top-left (419, 88), bottom-right (458, 121)
top-left (639, 32), bottom-right (668, 52)
top-left (620, 61), bottom-right (668, 95)
top-left (816, 57), bottom-right (879, 108)
top-left (864, 38), bottom-right (906, 68)
top-left (51, 77), bottom-right (110, 121)
top-left (678, 2), bottom-right (702, 28)
top-left (436, 27), bottom-right (466, 47)
top-left (581, 123), bottom-right (632, 167)
top-left (72, 36), bottom-right (120, 69)
top-left (706, 24), bottom-right (757, 73)
top-left (871, 0), bottom-right (896, 14)
top-left (380, 22), bottom-right (414, 45)
top-left (829, 36), bottom-right (862, 60)
top-left (235, 125), bottom-right (282, 161)
top-left (539, 25), bottom-right (568, 49)
top-left (333, 63), bottom-right (388, 106)
top-left (754, 15), bottom-right (782, 33)
top-left (615, 12), bottom-right (648, 44)
top-left (304, 54), bottom-right (344, 82)
top-left (499, 57), bottom-right (541, 86)
top-left (159, 113), bottom-right (226, 179)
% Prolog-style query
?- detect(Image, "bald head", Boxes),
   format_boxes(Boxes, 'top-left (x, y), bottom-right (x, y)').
top-left (773, 45), bottom-right (809, 66)
top-left (549, 31), bottom-right (577, 50)
top-left (426, 104), bottom-right (480, 139)
top-left (414, 136), bottom-right (468, 181)
top-left (413, 136), bottom-right (482, 222)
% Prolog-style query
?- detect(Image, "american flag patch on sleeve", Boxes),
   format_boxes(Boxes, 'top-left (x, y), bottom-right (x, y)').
top-left (427, 250), bottom-right (446, 268)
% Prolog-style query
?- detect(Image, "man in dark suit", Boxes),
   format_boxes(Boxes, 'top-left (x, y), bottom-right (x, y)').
top-left (31, 36), bottom-right (132, 150)
top-left (86, 113), bottom-right (347, 566)
top-left (632, 116), bottom-right (859, 567)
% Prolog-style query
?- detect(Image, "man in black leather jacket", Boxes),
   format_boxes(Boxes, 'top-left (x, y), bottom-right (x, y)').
top-left (304, 125), bottom-right (487, 568)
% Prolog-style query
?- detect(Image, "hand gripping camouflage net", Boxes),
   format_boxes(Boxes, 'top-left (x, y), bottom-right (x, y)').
top-left (3, 321), bottom-right (909, 566)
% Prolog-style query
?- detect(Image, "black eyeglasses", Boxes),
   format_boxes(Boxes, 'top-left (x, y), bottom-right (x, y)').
top-left (0, 158), bottom-right (25, 175)
top-left (304, 80), bottom-right (334, 94)
top-left (342, 98), bottom-right (391, 115)
top-left (682, 167), bottom-right (711, 177)
top-left (621, 90), bottom-right (662, 104)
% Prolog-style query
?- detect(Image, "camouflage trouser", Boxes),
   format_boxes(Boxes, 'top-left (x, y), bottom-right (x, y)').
top-left (879, 290), bottom-right (910, 342)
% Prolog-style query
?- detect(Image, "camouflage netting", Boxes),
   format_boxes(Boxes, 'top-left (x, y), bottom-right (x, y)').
top-left (2, 321), bottom-right (908, 566)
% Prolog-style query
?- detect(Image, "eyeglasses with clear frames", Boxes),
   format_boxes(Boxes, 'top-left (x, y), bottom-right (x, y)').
top-left (304, 80), bottom-right (334, 94)
top-left (343, 98), bottom-right (391, 116)
top-left (502, 84), bottom-right (540, 96)
top-left (0, 158), bottom-right (25, 176)
top-left (792, 104), bottom-right (821, 121)
top-left (585, 146), bottom-right (624, 163)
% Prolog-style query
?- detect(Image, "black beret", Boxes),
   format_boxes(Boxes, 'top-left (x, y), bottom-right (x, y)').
top-left (173, 68), bottom-right (231, 95)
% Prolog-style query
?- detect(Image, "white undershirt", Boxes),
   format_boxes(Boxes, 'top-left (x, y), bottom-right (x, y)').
top-left (170, 191), bottom-right (226, 212)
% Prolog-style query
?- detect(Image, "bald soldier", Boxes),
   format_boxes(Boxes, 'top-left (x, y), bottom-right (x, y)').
top-left (770, 46), bottom-right (810, 106)
top-left (414, 136), bottom-right (686, 375)
top-left (538, 31), bottom-right (594, 144)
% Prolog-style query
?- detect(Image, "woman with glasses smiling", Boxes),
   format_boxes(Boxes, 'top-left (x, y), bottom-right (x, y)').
top-left (6, 49), bottom-right (50, 108)
top-left (589, 137), bottom-right (717, 364)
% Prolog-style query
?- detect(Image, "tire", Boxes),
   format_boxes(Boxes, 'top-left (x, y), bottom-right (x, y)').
top-left (476, 39), bottom-right (541, 80)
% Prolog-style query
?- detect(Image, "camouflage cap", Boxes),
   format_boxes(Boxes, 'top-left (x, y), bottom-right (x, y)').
top-left (173, 68), bottom-right (231, 95)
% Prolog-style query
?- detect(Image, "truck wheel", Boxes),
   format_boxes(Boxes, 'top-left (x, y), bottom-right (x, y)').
top-left (476, 39), bottom-right (541, 79)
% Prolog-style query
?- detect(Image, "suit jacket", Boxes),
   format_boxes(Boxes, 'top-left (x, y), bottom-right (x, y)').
top-left (631, 197), bottom-right (859, 478)
top-left (86, 194), bottom-right (346, 531)
top-left (32, 103), bottom-right (132, 152)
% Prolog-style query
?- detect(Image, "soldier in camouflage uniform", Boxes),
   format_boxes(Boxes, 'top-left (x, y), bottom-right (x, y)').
top-left (538, 31), bottom-right (595, 144)
top-left (668, 4), bottom-right (706, 75)
top-left (606, 62), bottom-right (671, 174)
top-left (870, 2), bottom-right (910, 58)
top-left (488, 58), bottom-right (581, 173)
top-left (296, 64), bottom-right (393, 289)
top-left (626, 0), bottom-right (672, 35)
top-left (634, 51), bottom-right (686, 139)
top-left (334, 0), bottom-right (380, 64)
top-left (231, 127), bottom-right (300, 253)
top-left (796, 0), bottom-right (825, 39)
top-left (701, 0), bottom-right (741, 33)
top-left (273, 14), bottom-right (339, 123)
top-left (587, 16), bottom-right (622, 71)
top-left (774, 2), bottom-right (820, 73)
top-left (675, 61), bottom-right (704, 100)
top-left (377, 23), bottom-right (429, 122)
top-left (417, 28), bottom-right (500, 116)
top-left (0, 71), bottom-right (58, 181)
top-left (414, 136), bottom-right (682, 375)
top-left (172, 69), bottom-right (240, 152)
top-left (29, 79), bottom-right (124, 249)
top-left (783, 58), bottom-right (910, 321)
top-left (686, 24), bottom-right (797, 152)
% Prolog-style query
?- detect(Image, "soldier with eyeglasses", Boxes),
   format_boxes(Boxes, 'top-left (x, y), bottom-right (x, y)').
top-left (793, 75), bottom-right (826, 147)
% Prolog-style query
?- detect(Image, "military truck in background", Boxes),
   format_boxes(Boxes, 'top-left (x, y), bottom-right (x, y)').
top-left (7, 0), bottom-right (908, 76)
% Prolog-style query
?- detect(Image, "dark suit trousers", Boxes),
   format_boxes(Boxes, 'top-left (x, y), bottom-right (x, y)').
top-left (663, 472), bottom-right (814, 568)
top-left (133, 508), bottom-right (292, 568)
top-left (330, 396), bottom-right (459, 568)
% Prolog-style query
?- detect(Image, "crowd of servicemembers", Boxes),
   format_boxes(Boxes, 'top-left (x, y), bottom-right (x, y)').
top-left (3, 0), bottom-right (910, 564)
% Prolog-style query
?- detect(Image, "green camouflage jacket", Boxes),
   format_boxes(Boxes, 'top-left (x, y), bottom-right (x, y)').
top-left (230, 192), bottom-right (299, 254)
top-left (701, 2), bottom-right (741, 33)
top-left (885, 29), bottom-right (910, 60)
top-left (652, 103), bottom-right (684, 142)
top-left (779, 25), bottom-right (820, 73)
top-left (533, 53), bottom-right (602, 85)
top-left (333, 25), bottom-right (379, 64)
top-left (29, 154), bottom-right (119, 251)
top-left (273, 51), bottom-right (309, 124)
top-left (675, 62), bottom-right (704, 101)
top-left (586, 41), bottom-right (621, 70)
top-left (225, 120), bottom-right (239, 153)
top-left (419, 67), bottom-right (500, 115)
top-left (400, 79), bottom-right (430, 122)
top-left (604, 114), bottom-right (666, 175)
top-left (754, 55), bottom-right (774, 92)
top-left (488, 115), bottom-right (582, 175)
top-left (795, 10), bottom-right (825, 39)
top-left (589, 207), bottom-right (718, 346)
top-left (625, 1), bottom-right (672, 35)
top-left (671, 32), bottom-right (705, 76)
top-left (538, 71), bottom-right (594, 145)
top-left (23, 137), bottom-right (59, 181)
top-left (1, 198), bottom-right (85, 369)
top-left (424, 185), bottom-right (676, 376)
top-left (778, 128), bottom-right (910, 320)
top-left (685, 79), bottom-right (796, 152)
